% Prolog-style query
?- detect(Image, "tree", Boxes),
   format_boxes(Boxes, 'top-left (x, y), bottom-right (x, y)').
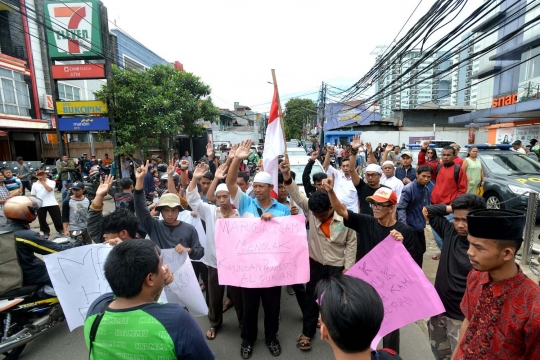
top-left (95, 64), bottom-right (220, 157)
top-left (283, 98), bottom-right (316, 140)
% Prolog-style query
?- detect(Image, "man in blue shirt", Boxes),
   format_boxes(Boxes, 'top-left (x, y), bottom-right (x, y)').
top-left (397, 165), bottom-right (432, 267)
top-left (395, 150), bottom-right (417, 185)
top-left (226, 139), bottom-right (290, 359)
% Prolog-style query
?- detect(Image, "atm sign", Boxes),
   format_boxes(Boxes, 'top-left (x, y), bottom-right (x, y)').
top-left (51, 64), bottom-right (105, 80)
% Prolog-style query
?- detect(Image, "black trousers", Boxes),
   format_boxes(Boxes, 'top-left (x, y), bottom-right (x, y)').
top-left (241, 286), bottom-right (281, 346)
top-left (291, 283), bottom-right (307, 318)
top-left (207, 266), bottom-right (243, 329)
top-left (412, 229), bottom-right (426, 269)
top-left (193, 261), bottom-right (209, 305)
top-left (383, 329), bottom-right (400, 353)
top-left (37, 205), bottom-right (63, 235)
top-left (21, 181), bottom-right (32, 195)
top-left (304, 259), bottom-right (343, 338)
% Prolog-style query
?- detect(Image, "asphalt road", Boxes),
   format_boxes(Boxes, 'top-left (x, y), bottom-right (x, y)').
top-left (17, 288), bottom-right (434, 360)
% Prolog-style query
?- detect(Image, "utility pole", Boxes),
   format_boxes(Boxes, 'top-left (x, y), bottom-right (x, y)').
top-left (317, 82), bottom-right (327, 147)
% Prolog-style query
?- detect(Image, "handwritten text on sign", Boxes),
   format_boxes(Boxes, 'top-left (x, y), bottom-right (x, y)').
top-left (346, 236), bottom-right (445, 349)
top-left (215, 215), bottom-right (309, 288)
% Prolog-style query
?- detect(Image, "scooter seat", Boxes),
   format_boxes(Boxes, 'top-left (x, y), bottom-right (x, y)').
top-left (0, 285), bottom-right (40, 300)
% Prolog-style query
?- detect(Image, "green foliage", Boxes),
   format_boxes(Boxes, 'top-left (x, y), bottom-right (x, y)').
top-left (283, 98), bottom-right (316, 140)
top-left (95, 64), bottom-right (220, 157)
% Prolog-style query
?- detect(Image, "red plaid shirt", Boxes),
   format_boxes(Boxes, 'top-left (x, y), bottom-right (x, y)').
top-left (454, 267), bottom-right (540, 360)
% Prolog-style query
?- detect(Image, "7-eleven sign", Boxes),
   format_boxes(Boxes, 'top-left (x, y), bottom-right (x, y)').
top-left (44, 0), bottom-right (103, 60)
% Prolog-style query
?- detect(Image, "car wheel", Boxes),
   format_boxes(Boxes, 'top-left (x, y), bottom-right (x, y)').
top-left (484, 192), bottom-right (504, 210)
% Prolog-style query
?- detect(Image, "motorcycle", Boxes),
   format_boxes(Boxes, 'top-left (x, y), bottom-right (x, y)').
top-left (0, 235), bottom-right (77, 359)
top-left (82, 171), bottom-right (100, 201)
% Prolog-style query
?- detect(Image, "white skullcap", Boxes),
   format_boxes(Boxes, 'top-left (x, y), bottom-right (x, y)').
top-left (253, 171), bottom-right (273, 185)
top-left (215, 183), bottom-right (229, 195)
top-left (365, 164), bottom-right (383, 174)
top-left (382, 161), bottom-right (395, 167)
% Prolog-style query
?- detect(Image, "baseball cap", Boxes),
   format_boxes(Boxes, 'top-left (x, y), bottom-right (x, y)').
top-left (400, 150), bottom-right (413, 158)
top-left (35, 170), bottom-right (46, 176)
top-left (155, 193), bottom-right (182, 210)
top-left (366, 187), bottom-right (398, 205)
top-left (72, 181), bottom-right (85, 190)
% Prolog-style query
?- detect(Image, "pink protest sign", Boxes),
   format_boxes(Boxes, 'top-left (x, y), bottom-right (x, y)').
top-left (346, 235), bottom-right (445, 349)
top-left (215, 215), bottom-right (309, 288)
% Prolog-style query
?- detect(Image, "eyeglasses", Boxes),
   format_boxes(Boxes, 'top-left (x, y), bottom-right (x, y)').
top-left (370, 202), bottom-right (393, 209)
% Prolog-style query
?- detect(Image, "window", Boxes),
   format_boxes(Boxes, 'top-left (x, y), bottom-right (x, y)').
top-left (0, 68), bottom-right (31, 116)
top-left (123, 55), bottom-right (147, 71)
top-left (519, 46), bottom-right (540, 82)
top-left (58, 83), bottom-right (81, 101)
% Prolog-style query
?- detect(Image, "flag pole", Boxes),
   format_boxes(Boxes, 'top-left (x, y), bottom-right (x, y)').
top-left (271, 69), bottom-right (288, 153)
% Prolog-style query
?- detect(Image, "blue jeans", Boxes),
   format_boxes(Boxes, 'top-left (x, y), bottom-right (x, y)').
top-left (432, 213), bottom-right (454, 250)
top-left (62, 180), bottom-right (73, 203)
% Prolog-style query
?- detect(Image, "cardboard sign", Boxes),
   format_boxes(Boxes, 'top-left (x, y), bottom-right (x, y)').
top-left (215, 215), bottom-right (309, 288)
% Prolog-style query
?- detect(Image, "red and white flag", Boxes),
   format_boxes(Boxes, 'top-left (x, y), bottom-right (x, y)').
top-left (262, 87), bottom-right (285, 199)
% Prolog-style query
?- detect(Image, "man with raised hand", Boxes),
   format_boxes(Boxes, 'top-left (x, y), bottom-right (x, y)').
top-left (133, 160), bottom-right (203, 260)
top-left (349, 135), bottom-right (388, 215)
top-left (302, 150), bottom-right (327, 198)
top-left (323, 174), bottom-right (420, 353)
top-left (187, 162), bottom-right (243, 341)
top-left (323, 143), bottom-right (359, 213)
top-left (279, 154), bottom-right (356, 353)
top-left (226, 139), bottom-right (290, 359)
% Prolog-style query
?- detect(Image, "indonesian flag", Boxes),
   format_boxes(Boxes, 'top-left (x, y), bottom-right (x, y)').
top-left (263, 87), bottom-right (285, 199)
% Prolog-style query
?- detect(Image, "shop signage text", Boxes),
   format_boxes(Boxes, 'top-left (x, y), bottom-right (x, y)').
top-left (58, 117), bottom-right (110, 131)
top-left (44, 0), bottom-right (103, 60)
top-left (51, 64), bottom-right (105, 79)
top-left (56, 101), bottom-right (107, 115)
top-left (492, 94), bottom-right (518, 108)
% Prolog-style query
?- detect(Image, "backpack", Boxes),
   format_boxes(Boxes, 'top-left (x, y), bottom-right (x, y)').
top-left (436, 163), bottom-right (460, 184)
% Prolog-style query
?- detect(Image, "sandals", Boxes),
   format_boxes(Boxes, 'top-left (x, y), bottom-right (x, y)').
top-left (296, 334), bottom-right (311, 351)
top-left (206, 327), bottom-right (217, 340)
top-left (223, 299), bottom-right (233, 313)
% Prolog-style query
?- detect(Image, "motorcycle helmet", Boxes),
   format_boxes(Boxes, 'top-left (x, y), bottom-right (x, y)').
top-left (157, 163), bottom-right (167, 173)
top-left (4, 196), bottom-right (42, 222)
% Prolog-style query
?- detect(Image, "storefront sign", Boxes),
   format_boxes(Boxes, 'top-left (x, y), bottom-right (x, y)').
top-left (58, 117), bottom-right (109, 131)
top-left (51, 64), bottom-right (105, 79)
top-left (495, 125), bottom-right (540, 144)
top-left (44, 0), bottom-right (103, 60)
top-left (44, 94), bottom-right (54, 110)
top-left (492, 94), bottom-right (518, 108)
top-left (56, 101), bottom-right (107, 115)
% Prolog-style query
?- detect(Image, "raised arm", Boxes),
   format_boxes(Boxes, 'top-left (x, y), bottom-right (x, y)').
top-left (302, 151), bottom-right (318, 197)
top-left (226, 142), bottom-right (250, 200)
top-left (323, 144), bottom-right (333, 171)
top-left (179, 160), bottom-right (189, 189)
top-left (350, 134), bottom-right (362, 186)
top-left (381, 144), bottom-right (393, 164)
top-left (205, 164), bottom-right (228, 203)
top-left (133, 161), bottom-right (157, 236)
top-left (322, 173), bottom-right (348, 220)
top-left (88, 174), bottom-right (114, 243)
top-left (280, 154), bottom-right (309, 213)
top-left (418, 140), bottom-right (429, 166)
top-left (366, 142), bottom-right (377, 164)
top-left (166, 159), bottom-right (178, 195)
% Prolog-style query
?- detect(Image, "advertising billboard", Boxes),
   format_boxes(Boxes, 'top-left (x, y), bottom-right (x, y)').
top-left (44, 0), bottom-right (103, 60)
top-left (51, 64), bottom-right (105, 79)
top-left (58, 117), bottom-right (110, 131)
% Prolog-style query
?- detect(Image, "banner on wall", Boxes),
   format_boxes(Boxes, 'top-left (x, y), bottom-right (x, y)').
top-left (495, 126), bottom-right (540, 144)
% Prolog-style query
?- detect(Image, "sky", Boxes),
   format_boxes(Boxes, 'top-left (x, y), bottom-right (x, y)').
top-left (102, 0), bottom-right (485, 114)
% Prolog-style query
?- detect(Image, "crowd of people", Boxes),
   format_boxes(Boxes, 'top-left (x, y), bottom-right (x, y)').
top-left (0, 134), bottom-right (538, 360)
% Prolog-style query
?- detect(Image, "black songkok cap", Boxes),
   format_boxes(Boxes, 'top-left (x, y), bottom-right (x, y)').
top-left (467, 209), bottom-right (526, 241)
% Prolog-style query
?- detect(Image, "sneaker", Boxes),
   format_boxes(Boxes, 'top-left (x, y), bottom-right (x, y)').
top-left (267, 339), bottom-right (281, 356)
top-left (287, 285), bottom-right (295, 295)
top-left (240, 344), bottom-right (253, 359)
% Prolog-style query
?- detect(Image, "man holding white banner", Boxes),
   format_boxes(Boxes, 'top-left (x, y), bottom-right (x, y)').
top-left (226, 137), bottom-right (290, 358)
top-left (84, 239), bottom-right (214, 360)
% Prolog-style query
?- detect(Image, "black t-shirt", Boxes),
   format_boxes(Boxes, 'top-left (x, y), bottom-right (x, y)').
top-left (427, 205), bottom-right (472, 320)
top-left (355, 179), bottom-right (389, 216)
top-left (344, 210), bottom-right (419, 262)
top-left (114, 192), bottom-right (135, 213)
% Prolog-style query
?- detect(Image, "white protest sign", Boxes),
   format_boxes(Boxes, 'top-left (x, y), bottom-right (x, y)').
top-left (161, 249), bottom-right (208, 316)
top-left (44, 244), bottom-right (114, 331)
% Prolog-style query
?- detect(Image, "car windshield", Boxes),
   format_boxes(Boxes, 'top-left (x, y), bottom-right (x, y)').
top-left (287, 150), bottom-right (306, 157)
top-left (289, 163), bottom-right (325, 185)
top-left (479, 153), bottom-right (540, 175)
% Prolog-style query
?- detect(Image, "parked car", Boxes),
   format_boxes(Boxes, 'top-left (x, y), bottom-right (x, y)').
top-left (462, 144), bottom-right (540, 217)
top-left (286, 148), bottom-right (308, 157)
top-left (287, 156), bottom-right (325, 195)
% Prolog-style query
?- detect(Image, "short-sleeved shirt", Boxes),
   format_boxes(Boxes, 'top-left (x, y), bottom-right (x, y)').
top-left (114, 192), bottom-right (135, 213)
top-left (62, 197), bottom-right (90, 231)
top-left (4, 176), bottom-right (21, 191)
top-left (455, 268), bottom-right (540, 360)
top-left (233, 190), bottom-right (290, 218)
top-left (84, 293), bottom-right (214, 360)
top-left (354, 180), bottom-right (389, 216)
top-left (344, 210), bottom-right (419, 262)
top-left (327, 166), bottom-right (359, 213)
top-left (31, 179), bottom-right (58, 207)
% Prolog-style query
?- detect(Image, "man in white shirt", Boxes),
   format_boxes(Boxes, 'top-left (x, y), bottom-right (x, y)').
top-left (31, 170), bottom-right (62, 238)
top-left (381, 161), bottom-right (404, 202)
top-left (512, 140), bottom-right (526, 154)
top-left (323, 144), bottom-right (359, 213)
top-left (335, 145), bottom-right (344, 167)
top-left (182, 151), bottom-right (194, 171)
